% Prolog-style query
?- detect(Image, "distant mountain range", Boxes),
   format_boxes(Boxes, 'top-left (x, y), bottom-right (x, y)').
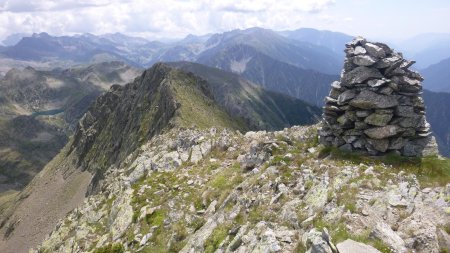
top-left (422, 57), bottom-right (450, 93)
top-left (1, 28), bottom-right (449, 158)
top-left (0, 28), bottom-right (342, 74)
top-left (0, 28), bottom-right (344, 107)
top-left (399, 33), bottom-right (450, 69)
top-left (280, 28), bottom-right (353, 58)
top-left (423, 90), bottom-right (450, 157)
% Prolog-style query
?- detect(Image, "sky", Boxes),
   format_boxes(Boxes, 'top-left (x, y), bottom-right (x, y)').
top-left (0, 0), bottom-right (449, 42)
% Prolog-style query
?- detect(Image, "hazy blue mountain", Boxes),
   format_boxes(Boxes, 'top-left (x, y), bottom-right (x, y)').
top-left (279, 28), bottom-right (352, 57)
top-left (2, 32), bottom-right (129, 63)
top-left (99, 32), bottom-right (150, 47)
top-left (400, 33), bottom-right (450, 68)
top-left (0, 32), bottom-right (160, 66)
top-left (422, 57), bottom-right (450, 92)
top-left (0, 28), bottom-right (343, 77)
top-left (423, 90), bottom-right (450, 157)
top-left (196, 43), bottom-right (337, 106)
top-left (1, 33), bottom-right (30, 46)
top-left (196, 27), bottom-right (342, 75)
top-left (175, 33), bottom-right (212, 45)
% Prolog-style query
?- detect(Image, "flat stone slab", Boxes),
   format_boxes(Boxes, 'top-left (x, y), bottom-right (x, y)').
top-left (364, 125), bottom-right (400, 139)
top-left (349, 90), bottom-right (398, 109)
top-left (337, 239), bottom-right (381, 253)
top-left (342, 66), bottom-right (383, 85)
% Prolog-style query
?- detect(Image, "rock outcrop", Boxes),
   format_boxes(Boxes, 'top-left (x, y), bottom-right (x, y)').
top-left (34, 125), bottom-right (450, 253)
top-left (320, 37), bottom-right (438, 156)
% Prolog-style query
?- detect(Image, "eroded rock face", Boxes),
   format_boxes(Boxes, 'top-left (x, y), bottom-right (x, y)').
top-left (320, 37), bottom-right (438, 156)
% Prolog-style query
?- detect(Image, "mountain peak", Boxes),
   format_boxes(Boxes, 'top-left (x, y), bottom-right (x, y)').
top-left (31, 32), bottom-right (51, 38)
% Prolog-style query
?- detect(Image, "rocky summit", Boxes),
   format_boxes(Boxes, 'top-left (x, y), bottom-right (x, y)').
top-left (34, 125), bottom-right (450, 253)
top-left (319, 37), bottom-right (438, 157)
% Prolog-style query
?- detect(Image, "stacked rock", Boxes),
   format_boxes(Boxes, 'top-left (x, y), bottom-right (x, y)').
top-left (319, 37), bottom-right (438, 157)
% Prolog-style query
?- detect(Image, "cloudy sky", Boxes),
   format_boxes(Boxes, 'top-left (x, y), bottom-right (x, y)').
top-left (0, 0), bottom-right (449, 42)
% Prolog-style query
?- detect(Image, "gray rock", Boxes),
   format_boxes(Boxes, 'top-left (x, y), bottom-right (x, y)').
top-left (347, 36), bottom-right (367, 47)
top-left (397, 116), bottom-right (421, 128)
top-left (365, 43), bottom-right (386, 58)
top-left (349, 90), bottom-right (398, 109)
top-left (302, 229), bottom-right (333, 253)
top-left (403, 136), bottom-right (438, 157)
top-left (339, 143), bottom-right (353, 151)
top-left (356, 110), bottom-right (371, 118)
top-left (371, 222), bottom-right (407, 253)
top-left (354, 121), bottom-right (369, 130)
top-left (374, 56), bottom-right (402, 69)
top-left (364, 112), bottom-right (393, 126)
top-left (364, 125), bottom-right (400, 139)
top-left (353, 55), bottom-right (377, 66)
top-left (367, 138), bottom-right (389, 152)
top-left (338, 90), bottom-right (357, 105)
top-left (342, 66), bottom-right (383, 85)
top-left (190, 145), bottom-right (203, 163)
top-left (329, 88), bottom-right (341, 99)
top-left (379, 86), bottom-right (393, 95)
top-left (354, 46), bottom-right (367, 55)
top-left (331, 81), bottom-right (343, 89)
top-left (395, 105), bottom-right (415, 118)
top-left (437, 228), bottom-right (450, 252)
top-left (389, 137), bottom-right (406, 150)
top-left (337, 239), bottom-right (382, 253)
top-left (367, 79), bottom-right (388, 88)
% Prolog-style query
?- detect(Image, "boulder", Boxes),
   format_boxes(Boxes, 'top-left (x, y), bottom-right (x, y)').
top-left (371, 222), bottom-right (407, 253)
top-left (302, 229), bottom-right (334, 253)
top-left (337, 239), bottom-right (381, 253)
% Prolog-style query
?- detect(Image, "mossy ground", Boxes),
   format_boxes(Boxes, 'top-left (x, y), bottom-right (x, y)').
top-left (320, 146), bottom-right (450, 187)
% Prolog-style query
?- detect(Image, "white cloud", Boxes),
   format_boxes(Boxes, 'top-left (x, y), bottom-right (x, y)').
top-left (0, 0), bottom-right (335, 40)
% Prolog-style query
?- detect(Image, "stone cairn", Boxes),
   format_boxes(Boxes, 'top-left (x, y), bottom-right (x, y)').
top-left (319, 37), bottom-right (437, 157)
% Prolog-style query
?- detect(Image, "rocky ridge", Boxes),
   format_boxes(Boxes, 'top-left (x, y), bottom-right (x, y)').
top-left (319, 37), bottom-right (438, 157)
top-left (0, 62), bottom-right (321, 252)
top-left (35, 125), bottom-right (450, 253)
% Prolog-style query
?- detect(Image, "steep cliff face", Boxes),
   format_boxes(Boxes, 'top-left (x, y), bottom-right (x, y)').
top-left (0, 62), bottom-right (141, 193)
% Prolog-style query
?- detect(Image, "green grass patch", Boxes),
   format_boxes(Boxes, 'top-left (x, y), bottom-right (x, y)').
top-left (204, 223), bottom-right (232, 253)
top-left (320, 147), bottom-right (450, 187)
top-left (145, 209), bottom-right (166, 227)
top-left (93, 243), bottom-right (125, 253)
